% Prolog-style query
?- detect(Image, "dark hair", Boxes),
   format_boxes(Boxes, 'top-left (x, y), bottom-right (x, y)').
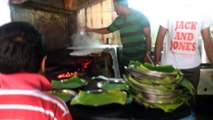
top-left (0, 21), bottom-right (45, 73)
top-left (114, 0), bottom-right (128, 7)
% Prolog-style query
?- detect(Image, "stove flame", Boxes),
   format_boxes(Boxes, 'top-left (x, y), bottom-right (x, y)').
top-left (57, 71), bottom-right (78, 79)
top-left (82, 60), bottom-right (93, 70)
top-left (56, 59), bottom-right (93, 79)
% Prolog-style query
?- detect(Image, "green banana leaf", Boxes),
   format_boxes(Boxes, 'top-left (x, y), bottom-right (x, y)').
top-left (143, 63), bottom-right (175, 73)
top-left (51, 75), bottom-right (87, 89)
top-left (129, 61), bottom-right (150, 71)
top-left (126, 75), bottom-right (175, 91)
top-left (50, 92), bottom-right (72, 102)
top-left (179, 78), bottom-right (195, 95)
top-left (129, 61), bottom-right (181, 75)
top-left (97, 81), bottom-right (128, 91)
top-left (71, 90), bottom-right (127, 106)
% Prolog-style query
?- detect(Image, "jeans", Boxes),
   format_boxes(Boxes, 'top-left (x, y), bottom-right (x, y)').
top-left (179, 111), bottom-right (196, 120)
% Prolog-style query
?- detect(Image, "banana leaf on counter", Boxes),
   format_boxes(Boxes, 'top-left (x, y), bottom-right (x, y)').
top-left (51, 75), bottom-right (87, 89)
top-left (71, 90), bottom-right (127, 106)
top-left (97, 81), bottom-right (128, 91)
top-left (125, 61), bottom-right (195, 112)
top-left (50, 91), bottom-right (72, 102)
top-left (48, 89), bottom-right (77, 102)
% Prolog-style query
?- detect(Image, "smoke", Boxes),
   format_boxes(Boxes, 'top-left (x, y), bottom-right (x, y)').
top-left (71, 30), bottom-right (103, 48)
top-left (70, 31), bottom-right (106, 56)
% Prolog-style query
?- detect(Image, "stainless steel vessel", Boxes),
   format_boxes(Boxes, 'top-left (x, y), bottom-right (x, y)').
top-left (197, 28), bottom-right (213, 95)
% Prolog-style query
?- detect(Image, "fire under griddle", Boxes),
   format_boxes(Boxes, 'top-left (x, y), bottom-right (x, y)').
top-left (45, 46), bottom-right (120, 80)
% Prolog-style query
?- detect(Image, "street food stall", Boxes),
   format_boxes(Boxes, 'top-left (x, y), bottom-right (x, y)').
top-left (45, 47), bottom-right (195, 119)
top-left (8, 0), bottom-right (213, 120)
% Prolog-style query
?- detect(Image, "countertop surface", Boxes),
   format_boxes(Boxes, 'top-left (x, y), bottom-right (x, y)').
top-left (68, 101), bottom-right (192, 120)
top-left (66, 79), bottom-right (197, 120)
top-left (67, 90), bottom-right (213, 120)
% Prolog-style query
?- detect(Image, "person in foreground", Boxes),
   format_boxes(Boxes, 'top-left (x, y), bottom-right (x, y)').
top-left (0, 22), bottom-right (72, 120)
top-left (85, 0), bottom-right (151, 75)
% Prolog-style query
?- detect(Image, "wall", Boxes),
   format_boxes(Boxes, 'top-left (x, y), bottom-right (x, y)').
top-left (0, 0), bottom-right (11, 26)
top-left (10, 1), bottom-right (77, 51)
top-left (77, 0), bottom-right (121, 45)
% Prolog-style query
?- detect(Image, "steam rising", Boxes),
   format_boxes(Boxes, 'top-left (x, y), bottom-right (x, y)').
top-left (70, 30), bottom-right (107, 56)
top-left (71, 30), bottom-right (103, 48)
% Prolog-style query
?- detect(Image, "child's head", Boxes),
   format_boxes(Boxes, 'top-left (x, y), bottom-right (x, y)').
top-left (0, 22), bottom-right (46, 73)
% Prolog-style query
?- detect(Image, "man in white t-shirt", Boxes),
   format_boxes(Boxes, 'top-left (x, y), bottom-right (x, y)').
top-left (154, 4), bottom-right (213, 90)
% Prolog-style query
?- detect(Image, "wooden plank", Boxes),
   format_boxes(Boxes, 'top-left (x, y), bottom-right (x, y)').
top-left (10, 0), bottom-right (74, 14)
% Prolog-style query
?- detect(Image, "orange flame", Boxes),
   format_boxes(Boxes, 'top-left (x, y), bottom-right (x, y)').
top-left (57, 71), bottom-right (78, 79)
top-left (56, 59), bottom-right (93, 79)
top-left (82, 60), bottom-right (93, 70)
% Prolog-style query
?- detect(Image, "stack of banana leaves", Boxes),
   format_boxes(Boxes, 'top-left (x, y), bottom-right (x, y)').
top-left (124, 61), bottom-right (195, 112)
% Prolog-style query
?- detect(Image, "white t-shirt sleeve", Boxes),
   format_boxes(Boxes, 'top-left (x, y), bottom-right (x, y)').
top-left (201, 13), bottom-right (213, 29)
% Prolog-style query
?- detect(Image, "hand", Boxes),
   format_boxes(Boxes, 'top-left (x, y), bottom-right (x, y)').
top-left (144, 53), bottom-right (154, 65)
top-left (83, 26), bottom-right (90, 32)
top-left (80, 26), bottom-right (90, 36)
top-left (143, 55), bottom-right (150, 63)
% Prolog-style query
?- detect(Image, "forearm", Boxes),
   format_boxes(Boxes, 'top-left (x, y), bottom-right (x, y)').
top-left (204, 38), bottom-right (213, 65)
top-left (143, 26), bottom-right (151, 54)
top-left (155, 26), bottom-right (167, 65)
top-left (155, 40), bottom-right (163, 65)
top-left (146, 35), bottom-right (151, 54)
top-left (86, 27), bottom-right (110, 34)
top-left (202, 28), bottom-right (213, 65)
